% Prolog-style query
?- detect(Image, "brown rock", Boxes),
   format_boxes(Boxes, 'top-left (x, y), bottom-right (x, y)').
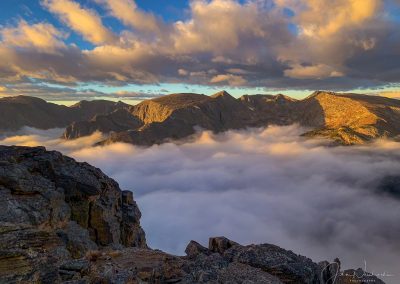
top-left (185, 240), bottom-right (210, 259)
top-left (0, 145), bottom-right (146, 282)
top-left (209, 236), bottom-right (239, 254)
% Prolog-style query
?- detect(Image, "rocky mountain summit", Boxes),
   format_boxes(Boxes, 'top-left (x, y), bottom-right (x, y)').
top-left (64, 90), bottom-right (400, 146)
top-left (0, 146), bottom-right (385, 283)
top-left (2, 91), bottom-right (400, 146)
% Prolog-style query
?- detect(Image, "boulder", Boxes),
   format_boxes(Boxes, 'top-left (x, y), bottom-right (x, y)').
top-left (185, 240), bottom-right (210, 259)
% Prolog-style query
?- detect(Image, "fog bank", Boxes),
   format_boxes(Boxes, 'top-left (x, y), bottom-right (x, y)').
top-left (1, 125), bottom-right (399, 283)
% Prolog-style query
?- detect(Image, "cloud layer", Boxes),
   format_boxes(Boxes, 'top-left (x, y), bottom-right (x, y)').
top-left (0, 0), bottom-right (399, 96)
top-left (1, 125), bottom-right (400, 283)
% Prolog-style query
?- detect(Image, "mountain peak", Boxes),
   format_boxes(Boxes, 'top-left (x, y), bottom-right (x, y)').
top-left (307, 90), bottom-right (339, 99)
top-left (3, 91), bottom-right (400, 146)
top-left (273, 94), bottom-right (297, 102)
top-left (211, 90), bottom-right (234, 99)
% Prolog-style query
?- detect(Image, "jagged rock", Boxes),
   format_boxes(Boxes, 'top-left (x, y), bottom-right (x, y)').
top-left (215, 262), bottom-right (283, 284)
top-left (0, 146), bottom-right (146, 282)
top-left (209, 236), bottom-right (240, 254)
top-left (56, 222), bottom-right (98, 259)
top-left (0, 222), bottom-right (70, 283)
top-left (223, 242), bottom-right (322, 283)
top-left (185, 240), bottom-right (210, 259)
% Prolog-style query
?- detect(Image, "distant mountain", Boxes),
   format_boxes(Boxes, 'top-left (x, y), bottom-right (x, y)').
top-left (2, 91), bottom-right (400, 145)
top-left (66, 90), bottom-right (400, 146)
top-left (299, 91), bottom-right (400, 144)
top-left (0, 96), bottom-right (128, 131)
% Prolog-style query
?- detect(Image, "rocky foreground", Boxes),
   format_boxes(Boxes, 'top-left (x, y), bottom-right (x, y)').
top-left (0, 146), bottom-right (385, 283)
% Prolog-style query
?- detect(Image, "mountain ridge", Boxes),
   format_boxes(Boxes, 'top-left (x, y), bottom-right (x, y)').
top-left (0, 95), bottom-right (129, 131)
top-left (1, 91), bottom-right (400, 145)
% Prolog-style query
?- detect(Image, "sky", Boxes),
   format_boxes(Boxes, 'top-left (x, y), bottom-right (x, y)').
top-left (0, 0), bottom-right (400, 104)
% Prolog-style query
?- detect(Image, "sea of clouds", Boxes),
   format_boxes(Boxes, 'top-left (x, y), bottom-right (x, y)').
top-left (1, 125), bottom-right (399, 283)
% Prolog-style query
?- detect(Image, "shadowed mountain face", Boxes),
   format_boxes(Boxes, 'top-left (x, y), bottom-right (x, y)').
top-left (0, 96), bottom-right (129, 131)
top-left (1, 91), bottom-right (400, 145)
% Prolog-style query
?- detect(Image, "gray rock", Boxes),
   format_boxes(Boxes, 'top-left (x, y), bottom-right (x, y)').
top-left (185, 240), bottom-right (210, 259)
top-left (0, 146), bottom-right (146, 282)
top-left (223, 242), bottom-right (321, 283)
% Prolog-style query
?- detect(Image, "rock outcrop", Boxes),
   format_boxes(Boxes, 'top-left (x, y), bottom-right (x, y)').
top-left (0, 146), bottom-right (145, 283)
top-left (0, 146), bottom-right (386, 283)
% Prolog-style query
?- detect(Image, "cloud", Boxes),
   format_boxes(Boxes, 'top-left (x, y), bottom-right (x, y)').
top-left (0, 127), bottom-right (104, 151)
top-left (0, 20), bottom-right (66, 53)
top-left (292, 0), bottom-right (381, 37)
top-left (1, 125), bottom-right (400, 284)
top-left (275, 0), bottom-right (397, 83)
top-left (97, 0), bottom-right (162, 34)
top-left (0, 0), bottom-right (399, 92)
top-left (210, 74), bottom-right (248, 86)
top-left (43, 0), bottom-right (116, 44)
top-left (284, 63), bottom-right (344, 79)
top-left (178, 69), bottom-right (189, 76)
top-left (171, 0), bottom-right (288, 54)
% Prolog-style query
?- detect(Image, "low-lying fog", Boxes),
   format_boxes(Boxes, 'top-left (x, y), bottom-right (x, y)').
top-left (1, 125), bottom-right (399, 283)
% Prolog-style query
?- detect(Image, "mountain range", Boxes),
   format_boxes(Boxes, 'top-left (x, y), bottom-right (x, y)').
top-left (1, 91), bottom-right (400, 145)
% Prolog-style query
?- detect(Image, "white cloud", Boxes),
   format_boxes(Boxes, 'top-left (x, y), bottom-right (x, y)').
top-left (0, 20), bottom-right (66, 53)
top-left (293, 0), bottom-right (381, 38)
top-left (43, 0), bottom-right (116, 44)
top-left (171, 0), bottom-right (288, 55)
top-left (97, 0), bottom-right (162, 34)
top-left (210, 74), bottom-right (248, 86)
top-left (284, 64), bottom-right (344, 79)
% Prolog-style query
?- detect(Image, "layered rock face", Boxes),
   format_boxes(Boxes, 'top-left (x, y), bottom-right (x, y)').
top-left (0, 146), bottom-right (386, 283)
top-left (0, 146), bottom-right (146, 283)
